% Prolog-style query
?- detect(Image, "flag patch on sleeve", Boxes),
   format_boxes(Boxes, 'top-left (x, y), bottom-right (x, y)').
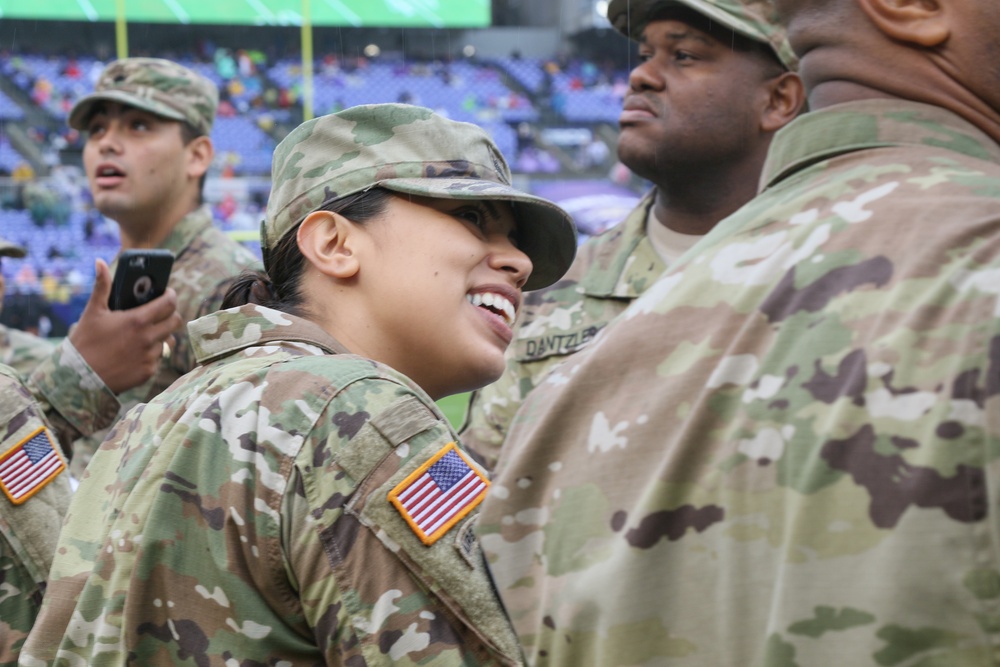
top-left (0, 427), bottom-right (65, 505)
top-left (388, 442), bottom-right (489, 545)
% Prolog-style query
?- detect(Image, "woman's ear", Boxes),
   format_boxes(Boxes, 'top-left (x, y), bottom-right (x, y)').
top-left (297, 210), bottom-right (361, 280)
top-left (760, 71), bottom-right (807, 134)
top-left (856, 0), bottom-right (948, 48)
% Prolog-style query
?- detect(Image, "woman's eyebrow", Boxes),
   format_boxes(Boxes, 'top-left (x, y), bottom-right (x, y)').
top-left (480, 200), bottom-right (501, 222)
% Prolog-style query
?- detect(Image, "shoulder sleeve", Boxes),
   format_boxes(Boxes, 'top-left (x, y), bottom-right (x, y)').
top-left (0, 327), bottom-right (55, 379)
top-left (26, 338), bottom-right (120, 445)
top-left (0, 368), bottom-right (73, 655)
top-left (288, 375), bottom-right (522, 666)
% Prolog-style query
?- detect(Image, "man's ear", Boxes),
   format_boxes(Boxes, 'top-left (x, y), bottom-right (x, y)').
top-left (760, 71), bottom-right (807, 133)
top-left (297, 210), bottom-right (361, 280)
top-left (856, 0), bottom-right (948, 47)
top-left (185, 135), bottom-right (214, 179)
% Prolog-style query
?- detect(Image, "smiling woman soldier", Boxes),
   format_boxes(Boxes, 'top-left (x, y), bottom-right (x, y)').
top-left (20, 103), bottom-right (576, 666)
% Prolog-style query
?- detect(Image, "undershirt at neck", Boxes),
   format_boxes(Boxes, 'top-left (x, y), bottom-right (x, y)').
top-left (645, 207), bottom-right (704, 264)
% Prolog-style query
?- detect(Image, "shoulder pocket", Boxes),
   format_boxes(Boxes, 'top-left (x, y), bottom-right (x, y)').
top-left (340, 395), bottom-right (522, 666)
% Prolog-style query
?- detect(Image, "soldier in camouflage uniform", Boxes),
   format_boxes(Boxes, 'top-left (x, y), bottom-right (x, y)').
top-left (460, 0), bottom-right (805, 469)
top-left (59, 57), bottom-right (261, 477)
top-left (0, 238), bottom-right (54, 377)
top-left (477, 0), bottom-right (1000, 664)
top-left (0, 365), bottom-right (73, 666)
top-left (20, 103), bottom-right (576, 665)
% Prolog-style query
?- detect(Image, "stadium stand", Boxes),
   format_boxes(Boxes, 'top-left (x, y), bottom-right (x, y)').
top-left (0, 40), bottom-right (640, 325)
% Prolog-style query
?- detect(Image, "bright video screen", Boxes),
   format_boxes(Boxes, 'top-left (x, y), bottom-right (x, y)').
top-left (0, 0), bottom-right (491, 27)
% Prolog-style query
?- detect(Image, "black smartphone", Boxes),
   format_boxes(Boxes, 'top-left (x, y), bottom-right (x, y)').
top-left (108, 249), bottom-right (175, 311)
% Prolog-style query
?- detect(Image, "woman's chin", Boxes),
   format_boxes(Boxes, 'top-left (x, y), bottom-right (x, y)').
top-left (448, 360), bottom-right (507, 399)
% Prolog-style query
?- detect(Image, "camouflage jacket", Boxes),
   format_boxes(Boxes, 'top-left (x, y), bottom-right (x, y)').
top-left (0, 297), bottom-right (121, 450)
top-left (0, 325), bottom-right (54, 379)
top-left (478, 100), bottom-right (1000, 666)
top-left (58, 204), bottom-right (261, 478)
top-left (21, 305), bottom-right (523, 666)
top-left (460, 192), bottom-right (663, 468)
top-left (0, 327), bottom-right (101, 454)
top-left (0, 365), bottom-right (72, 666)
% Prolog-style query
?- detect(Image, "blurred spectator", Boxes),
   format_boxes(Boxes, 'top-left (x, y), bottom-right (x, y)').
top-left (62, 58), bottom-right (81, 79)
top-left (214, 48), bottom-right (237, 79)
top-left (11, 162), bottom-right (34, 183)
top-left (580, 136), bottom-right (610, 170)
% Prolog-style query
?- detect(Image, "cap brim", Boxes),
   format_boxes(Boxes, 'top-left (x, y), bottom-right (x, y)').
top-left (607, 0), bottom-right (796, 70)
top-left (69, 90), bottom-right (188, 130)
top-left (380, 178), bottom-right (577, 291)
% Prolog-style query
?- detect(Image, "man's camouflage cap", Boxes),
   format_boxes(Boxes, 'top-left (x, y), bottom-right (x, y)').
top-left (265, 103), bottom-right (578, 291)
top-left (607, 0), bottom-right (798, 71)
top-left (0, 236), bottom-right (26, 258)
top-left (69, 57), bottom-right (219, 135)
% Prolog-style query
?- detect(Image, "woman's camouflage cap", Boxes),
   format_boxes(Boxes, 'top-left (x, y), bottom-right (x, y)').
top-left (69, 57), bottom-right (219, 135)
top-left (264, 103), bottom-right (578, 291)
top-left (607, 0), bottom-right (798, 71)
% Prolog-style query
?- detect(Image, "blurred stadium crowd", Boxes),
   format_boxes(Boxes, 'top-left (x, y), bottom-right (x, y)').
top-left (0, 40), bottom-right (645, 334)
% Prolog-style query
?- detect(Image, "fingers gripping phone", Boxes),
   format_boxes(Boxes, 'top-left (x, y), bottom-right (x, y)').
top-left (108, 249), bottom-right (175, 311)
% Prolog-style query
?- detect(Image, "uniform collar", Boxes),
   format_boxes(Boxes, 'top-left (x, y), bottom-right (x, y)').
top-left (762, 99), bottom-right (1000, 191)
top-left (188, 304), bottom-right (351, 365)
top-left (578, 190), bottom-right (663, 298)
top-left (157, 204), bottom-right (214, 257)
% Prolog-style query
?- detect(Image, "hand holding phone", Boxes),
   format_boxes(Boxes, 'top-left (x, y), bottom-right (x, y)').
top-left (108, 249), bottom-right (175, 311)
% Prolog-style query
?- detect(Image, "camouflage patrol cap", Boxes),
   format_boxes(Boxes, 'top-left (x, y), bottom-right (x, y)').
top-left (265, 103), bottom-right (577, 291)
top-left (0, 237), bottom-right (26, 258)
top-left (68, 57), bottom-right (219, 135)
top-left (607, 0), bottom-right (798, 71)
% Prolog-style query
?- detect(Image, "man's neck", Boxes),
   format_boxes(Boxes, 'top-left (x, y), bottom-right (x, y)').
top-left (801, 52), bottom-right (1000, 148)
top-left (117, 205), bottom-right (198, 250)
top-left (649, 157), bottom-right (766, 236)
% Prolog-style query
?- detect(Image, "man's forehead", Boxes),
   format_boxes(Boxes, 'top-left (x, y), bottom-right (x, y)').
top-left (640, 18), bottom-right (718, 45)
top-left (85, 100), bottom-right (170, 125)
top-left (89, 100), bottom-right (151, 117)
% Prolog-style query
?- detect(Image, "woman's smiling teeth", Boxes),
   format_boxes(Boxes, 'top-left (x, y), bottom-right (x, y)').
top-left (468, 292), bottom-right (516, 327)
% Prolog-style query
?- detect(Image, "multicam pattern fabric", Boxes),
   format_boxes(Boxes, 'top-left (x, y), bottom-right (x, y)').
top-left (0, 326), bottom-right (53, 380)
top-left (21, 305), bottom-right (523, 666)
top-left (265, 103), bottom-right (576, 291)
top-left (478, 100), bottom-right (1000, 665)
top-left (44, 204), bottom-right (261, 478)
top-left (21, 338), bottom-right (119, 451)
top-left (68, 57), bottom-right (219, 134)
top-left (0, 365), bottom-right (72, 667)
top-left (0, 279), bottom-right (120, 449)
top-left (606, 0), bottom-right (797, 70)
top-left (460, 193), bottom-right (664, 469)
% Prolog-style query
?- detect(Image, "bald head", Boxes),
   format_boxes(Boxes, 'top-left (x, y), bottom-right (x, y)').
top-left (776, 0), bottom-right (1000, 142)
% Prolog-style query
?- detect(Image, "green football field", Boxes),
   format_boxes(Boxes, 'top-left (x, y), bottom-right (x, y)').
top-left (437, 392), bottom-right (469, 430)
top-left (0, 0), bottom-right (490, 27)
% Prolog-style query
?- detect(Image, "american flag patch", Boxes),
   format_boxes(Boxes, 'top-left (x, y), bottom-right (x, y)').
top-left (0, 427), bottom-right (65, 505)
top-left (388, 443), bottom-right (489, 545)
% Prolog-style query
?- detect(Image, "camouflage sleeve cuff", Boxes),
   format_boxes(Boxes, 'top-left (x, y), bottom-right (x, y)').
top-left (27, 338), bottom-right (121, 440)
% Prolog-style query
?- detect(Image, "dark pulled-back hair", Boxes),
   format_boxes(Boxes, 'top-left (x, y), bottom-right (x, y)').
top-left (222, 188), bottom-right (395, 314)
